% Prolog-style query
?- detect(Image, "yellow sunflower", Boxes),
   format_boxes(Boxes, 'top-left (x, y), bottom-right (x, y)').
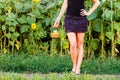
top-left (33, 0), bottom-right (40, 3)
top-left (31, 23), bottom-right (37, 30)
top-left (8, 7), bottom-right (12, 13)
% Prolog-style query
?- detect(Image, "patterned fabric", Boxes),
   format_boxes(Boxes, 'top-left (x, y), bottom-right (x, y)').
top-left (64, 15), bottom-right (88, 33)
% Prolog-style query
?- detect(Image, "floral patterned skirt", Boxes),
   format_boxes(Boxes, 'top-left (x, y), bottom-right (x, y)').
top-left (64, 15), bottom-right (88, 33)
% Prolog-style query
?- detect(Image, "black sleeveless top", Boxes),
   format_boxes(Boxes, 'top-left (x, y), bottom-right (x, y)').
top-left (66, 0), bottom-right (85, 17)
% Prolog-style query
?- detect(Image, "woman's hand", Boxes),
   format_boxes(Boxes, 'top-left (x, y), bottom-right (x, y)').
top-left (80, 0), bottom-right (100, 17)
top-left (80, 9), bottom-right (90, 16)
top-left (53, 18), bottom-right (60, 28)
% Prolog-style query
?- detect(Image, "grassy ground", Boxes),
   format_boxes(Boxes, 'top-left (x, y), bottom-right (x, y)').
top-left (0, 54), bottom-right (120, 80)
top-left (0, 71), bottom-right (120, 80)
top-left (1, 53), bottom-right (120, 74)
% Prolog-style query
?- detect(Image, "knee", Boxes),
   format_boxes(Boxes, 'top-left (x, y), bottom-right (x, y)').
top-left (77, 41), bottom-right (84, 49)
top-left (70, 42), bottom-right (77, 49)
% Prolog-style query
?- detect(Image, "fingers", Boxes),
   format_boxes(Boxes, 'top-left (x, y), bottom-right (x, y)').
top-left (80, 9), bottom-right (86, 16)
top-left (53, 21), bottom-right (59, 28)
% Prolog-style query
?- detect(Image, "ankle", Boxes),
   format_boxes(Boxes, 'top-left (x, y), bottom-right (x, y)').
top-left (75, 68), bottom-right (80, 73)
top-left (72, 67), bottom-right (76, 72)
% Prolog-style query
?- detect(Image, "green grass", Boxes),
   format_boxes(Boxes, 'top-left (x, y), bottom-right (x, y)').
top-left (0, 53), bottom-right (120, 74)
top-left (0, 72), bottom-right (119, 80)
top-left (81, 58), bottom-right (120, 74)
top-left (0, 53), bottom-right (120, 80)
top-left (0, 53), bottom-right (72, 73)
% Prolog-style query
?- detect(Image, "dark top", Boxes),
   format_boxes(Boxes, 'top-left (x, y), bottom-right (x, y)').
top-left (66, 0), bottom-right (85, 17)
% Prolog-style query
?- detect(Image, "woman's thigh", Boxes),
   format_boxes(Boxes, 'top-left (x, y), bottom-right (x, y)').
top-left (76, 33), bottom-right (85, 47)
top-left (67, 32), bottom-right (77, 46)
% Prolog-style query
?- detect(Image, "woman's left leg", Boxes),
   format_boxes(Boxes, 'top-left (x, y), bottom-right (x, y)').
top-left (75, 32), bottom-right (85, 74)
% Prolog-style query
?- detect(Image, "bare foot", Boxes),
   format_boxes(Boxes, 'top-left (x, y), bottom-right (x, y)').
top-left (72, 68), bottom-right (76, 73)
top-left (75, 69), bottom-right (80, 75)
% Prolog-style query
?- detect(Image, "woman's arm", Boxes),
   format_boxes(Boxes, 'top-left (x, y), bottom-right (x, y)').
top-left (53, 0), bottom-right (68, 28)
top-left (81, 0), bottom-right (100, 16)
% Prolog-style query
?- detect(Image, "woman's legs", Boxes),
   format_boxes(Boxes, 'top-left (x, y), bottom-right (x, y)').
top-left (67, 32), bottom-right (85, 74)
top-left (67, 32), bottom-right (78, 73)
top-left (75, 33), bottom-right (85, 74)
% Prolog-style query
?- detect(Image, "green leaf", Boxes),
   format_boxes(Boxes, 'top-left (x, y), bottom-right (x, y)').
top-left (20, 25), bottom-right (30, 33)
top-left (9, 41), bottom-right (14, 46)
top-left (43, 17), bottom-right (50, 26)
top-left (102, 9), bottom-right (114, 21)
top-left (27, 44), bottom-right (36, 54)
top-left (116, 37), bottom-right (120, 44)
top-left (93, 19), bottom-right (101, 32)
top-left (106, 32), bottom-right (114, 40)
top-left (114, 2), bottom-right (120, 9)
top-left (17, 15), bottom-right (27, 24)
top-left (114, 10), bottom-right (120, 20)
top-left (88, 38), bottom-right (100, 50)
top-left (24, 39), bottom-right (29, 46)
top-left (12, 32), bottom-right (20, 41)
top-left (27, 16), bottom-right (36, 24)
top-left (87, 11), bottom-right (97, 20)
top-left (14, 2), bottom-right (23, 12)
top-left (6, 13), bottom-right (16, 21)
top-left (0, 15), bottom-right (5, 22)
top-left (2, 25), bottom-right (6, 31)
top-left (59, 29), bottom-right (66, 40)
top-left (3, 48), bottom-right (7, 53)
top-left (23, 2), bottom-right (32, 11)
top-left (101, 0), bottom-right (107, 3)
top-left (13, 32), bottom-right (20, 38)
top-left (37, 21), bottom-right (42, 29)
top-left (9, 27), bottom-right (15, 32)
top-left (46, 2), bottom-right (56, 10)
top-left (32, 9), bottom-right (40, 17)
top-left (63, 39), bottom-right (69, 49)
top-left (114, 22), bottom-right (120, 30)
top-left (6, 33), bottom-right (11, 39)
top-left (12, 20), bottom-right (18, 26)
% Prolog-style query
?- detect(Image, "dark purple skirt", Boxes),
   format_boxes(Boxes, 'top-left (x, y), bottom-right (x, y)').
top-left (64, 15), bottom-right (88, 33)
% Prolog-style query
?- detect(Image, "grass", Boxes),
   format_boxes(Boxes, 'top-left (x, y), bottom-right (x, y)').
top-left (0, 53), bottom-right (120, 80)
top-left (0, 71), bottom-right (119, 80)
top-left (0, 53), bottom-right (120, 74)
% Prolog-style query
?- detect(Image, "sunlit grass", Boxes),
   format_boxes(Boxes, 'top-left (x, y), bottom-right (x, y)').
top-left (0, 72), bottom-right (119, 80)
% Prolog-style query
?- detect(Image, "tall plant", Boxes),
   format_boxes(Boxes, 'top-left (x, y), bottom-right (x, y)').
top-left (0, 0), bottom-right (120, 58)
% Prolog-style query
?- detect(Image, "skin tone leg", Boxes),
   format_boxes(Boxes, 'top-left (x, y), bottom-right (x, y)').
top-left (67, 32), bottom-right (85, 74)
top-left (67, 32), bottom-right (78, 73)
top-left (75, 33), bottom-right (85, 74)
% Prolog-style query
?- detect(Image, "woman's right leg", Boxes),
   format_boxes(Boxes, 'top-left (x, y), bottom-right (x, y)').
top-left (67, 32), bottom-right (78, 73)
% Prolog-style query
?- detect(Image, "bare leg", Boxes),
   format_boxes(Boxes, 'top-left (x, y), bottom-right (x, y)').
top-left (67, 32), bottom-right (78, 73)
top-left (75, 33), bottom-right (85, 74)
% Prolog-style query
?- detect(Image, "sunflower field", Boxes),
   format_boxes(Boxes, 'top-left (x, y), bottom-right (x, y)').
top-left (0, 0), bottom-right (120, 59)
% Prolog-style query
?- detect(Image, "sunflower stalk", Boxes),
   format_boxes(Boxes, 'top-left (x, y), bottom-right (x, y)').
top-left (110, 0), bottom-right (115, 58)
top-left (87, 21), bottom-right (92, 58)
top-left (100, 5), bottom-right (105, 59)
top-left (100, 20), bottom-right (105, 59)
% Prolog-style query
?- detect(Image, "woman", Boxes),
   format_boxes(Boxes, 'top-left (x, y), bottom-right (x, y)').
top-left (53, 0), bottom-right (100, 75)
